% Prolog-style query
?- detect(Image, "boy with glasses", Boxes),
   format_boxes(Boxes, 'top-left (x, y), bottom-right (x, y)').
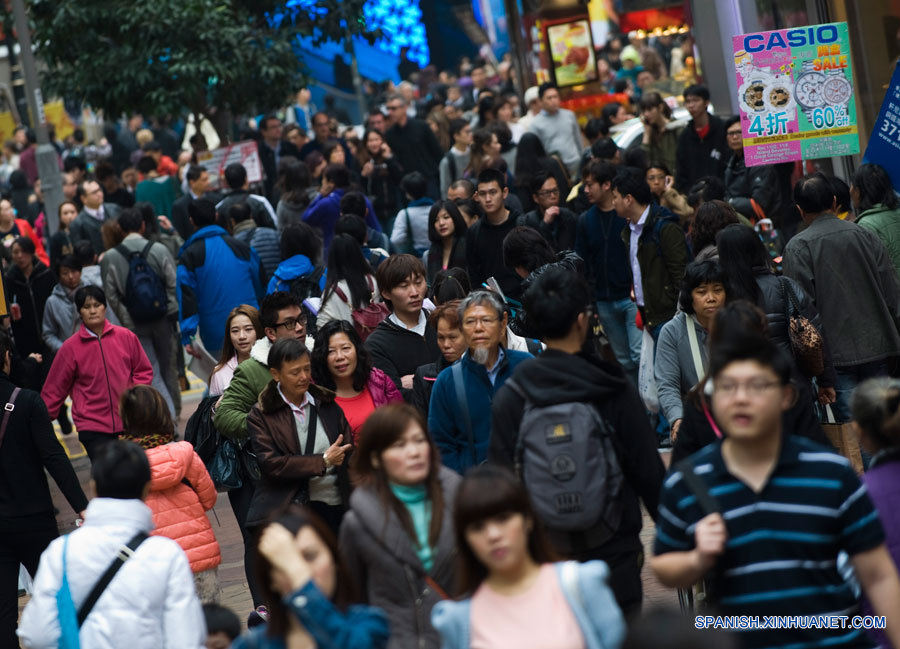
top-left (653, 323), bottom-right (900, 649)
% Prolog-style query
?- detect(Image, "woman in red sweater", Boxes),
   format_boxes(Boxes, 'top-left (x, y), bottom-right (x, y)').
top-left (41, 285), bottom-right (153, 460)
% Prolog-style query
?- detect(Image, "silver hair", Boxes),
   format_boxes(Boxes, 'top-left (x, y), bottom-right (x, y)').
top-left (457, 290), bottom-right (505, 322)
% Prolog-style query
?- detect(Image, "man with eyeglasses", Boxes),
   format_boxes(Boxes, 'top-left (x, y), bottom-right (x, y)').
top-left (69, 179), bottom-right (122, 256)
top-left (428, 290), bottom-right (531, 474)
top-left (653, 329), bottom-right (900, 649)
top-left (384, 92), bottom-right (443, 199)
top-left (465, 168), bottom-right (523, 299)
top-left (722, 115), bottom-right (784, 223)
top-left (516, 170), bottom-right (577, 252)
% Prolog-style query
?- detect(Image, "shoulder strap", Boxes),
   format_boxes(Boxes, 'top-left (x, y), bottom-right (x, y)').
top-left (114, 243), bottom-right (133, 260)
top-left (451, 362), bottom-right (475, 465)
top-left (685, 315), bottom-right (705, 386)
top-left (781, 277), bottom-right (801, 316)
top-left (0, 387), bottom-right (20, 449)
top-left (140, 241), bottom-right (154, 259)
top-left (673, 458), bottom-right (721, 516)
top-left (77, 531), bottom-right (149, 627)
top-left (304, 405), bottom-right (319, 456)
top-left (504, 379), bottom-right (529, 479)
top-left (446, 151), bottom-right (457, 180)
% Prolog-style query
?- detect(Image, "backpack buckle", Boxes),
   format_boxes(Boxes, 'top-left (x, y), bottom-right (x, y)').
top-left (4, 403), bottom-right (14, 412)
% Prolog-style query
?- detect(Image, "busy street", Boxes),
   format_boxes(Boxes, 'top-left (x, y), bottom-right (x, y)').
top-left (3, 0), bottom-right (900, 648)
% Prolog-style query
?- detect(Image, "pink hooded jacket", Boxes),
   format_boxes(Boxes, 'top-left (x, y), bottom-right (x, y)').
top-left (41, 321), bottom-right (153, 434)
top-left (145, 441), bottom-right (221, 573)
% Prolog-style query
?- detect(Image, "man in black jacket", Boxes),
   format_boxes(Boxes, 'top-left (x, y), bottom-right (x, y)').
top-left (490, 267), bottom-right (664, 617)
top-left (0, 327), bottom-right (87, 647)
top-left (365, 254), bottom-right (439, 401)
top-left (516, 170), bottom-right (577, 252)
top-left (171, 164), bottom-right (216, 239)
top-left (674, 85), bottom-right (728, 193)
top-left (384, 93), bottom-right (444, 199)
top-left (215, 163), bottom-right (277, 231)
top-left (257, 115), bottom-right (301, 201)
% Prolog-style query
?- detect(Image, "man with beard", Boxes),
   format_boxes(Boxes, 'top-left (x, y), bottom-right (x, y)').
top-left (428, 290), bottom-right (531, 474)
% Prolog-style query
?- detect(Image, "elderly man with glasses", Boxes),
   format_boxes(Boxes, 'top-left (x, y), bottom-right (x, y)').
top-left (427, 290), bottom-right (532, 474)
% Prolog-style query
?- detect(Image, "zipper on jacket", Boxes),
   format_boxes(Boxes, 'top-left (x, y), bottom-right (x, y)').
top-left (96, 332), bottom-right (117, 433)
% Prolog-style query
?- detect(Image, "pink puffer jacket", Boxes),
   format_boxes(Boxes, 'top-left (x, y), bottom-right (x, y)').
top-left (145, 441), bottom-right (221, 573)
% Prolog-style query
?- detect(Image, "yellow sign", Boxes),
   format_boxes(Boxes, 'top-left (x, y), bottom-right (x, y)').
top-left (0, 100), bottom-right (75, 144)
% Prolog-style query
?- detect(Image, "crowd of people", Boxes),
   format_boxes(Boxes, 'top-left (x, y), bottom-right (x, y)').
top-left (3, 40), bottom-right (900, 649)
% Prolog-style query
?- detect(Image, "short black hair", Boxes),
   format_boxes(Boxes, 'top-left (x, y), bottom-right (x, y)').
top-left (323, 163), bottom-right (351, 188)
top-left (584, 117), bottom-right (608, 140)
top-left (92, 440), bottom-right (151, 499)
top-left (610, 167), bottom-right (652, 205)
top-left (538, 81), bottom-right (557, 99)
top-left (74, 240), bottom-right (96, 267)
top-left (687, 176), bottom-right (726, 207)
top-left (268, 337), bottom-right (310, 370)
top-left (522, 266), bottom-right (590, 340)
top-left (829, 176), bottom-right (853, 214)
top-left (724, 115), bottom-right (741, 131)
top-left (684, 84), bottom-right (710, 102)
top-left (678, 260), bottom-right (726, 314)
top-left (502, 226), bottom-right (555, 273)
top-left (647, 161), bottom-right (672, 176)
top-left (229, 202), bottom-right (253, 224)
top-left (449, 118), bottom-right (469, 137)
top-left (708, 326), bottom-right (792, 386)
top-left (202, 604), bottom-right (241, 642)
top-left (793, 172), bottom-right (834, 214)
top-left (590, 137), bottom-right (619, 161)
top-left (12, 236), bottom-right (34, 256)
top-left (430, 267), bottom-right (471, 304)
top-left (224, 163), bottom-right (247, 189)
top-left (117, 207), bottom-right (144, 234)
top-left (188, 199), bottom-right (217, 228)
top-left (583, 159), bottom-right (618, 185)
top-left (186, 165), bottom-right (207, 184)
top-left (260, 114), bottom-right (281, 131)
top-left (401, 171), bottom-right (428, 200)
top-left (529, 169), bottom-right (554, 197)
top-left (335, 214), bottom-right (367, 245)
top-left (339, 191), bottom-right (368, 220)
top-left (142, 140), bottom-right (162, 152)
top-left (74, 284), bottom-right (106, 310)
top-left (57, 254), bottom-right (82, 272)
top-left (476, 167), bottom-right (506, 191)
top-left (260, 291), bottom-right (302, 330)
top-left (375, 254), bottom-right (426, 311)
top-left (63, 156), bottom-right (86, 173)
top-left (137, 156), bottom-right (157, 175)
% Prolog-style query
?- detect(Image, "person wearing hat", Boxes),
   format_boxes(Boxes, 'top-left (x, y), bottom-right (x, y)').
top-left (517, 86), bottom-right (542, 133)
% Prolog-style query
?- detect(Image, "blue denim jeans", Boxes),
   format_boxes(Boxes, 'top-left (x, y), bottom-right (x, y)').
top-left (596, 298), bottom-right (642, 386)
top-left (832, 360), bottom-right (890, 422)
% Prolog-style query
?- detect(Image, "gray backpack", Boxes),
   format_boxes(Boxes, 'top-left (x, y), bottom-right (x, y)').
top-left (506, 379), bottom-right (624, 545)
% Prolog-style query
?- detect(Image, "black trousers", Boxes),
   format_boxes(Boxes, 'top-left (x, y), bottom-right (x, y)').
top-left (77, 430), bottom-right (120, 461)
top-left (0, 523), bottom-right (58, 648)
top-left (573, 546), bottom-right (644, 619)
top-left (228, 480), bottom-right (264, 608)
top-left (308, 501), bottom-right (345, 538)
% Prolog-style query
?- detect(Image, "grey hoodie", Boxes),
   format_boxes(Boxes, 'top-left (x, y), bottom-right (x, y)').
top-left (42, 279), bottom-right (120, 353)
top-left (654, 311), bottom-right (709, 424)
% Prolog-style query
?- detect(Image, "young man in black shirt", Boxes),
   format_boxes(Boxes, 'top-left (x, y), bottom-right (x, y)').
top-left (465, 168), bottom-right (522, 299)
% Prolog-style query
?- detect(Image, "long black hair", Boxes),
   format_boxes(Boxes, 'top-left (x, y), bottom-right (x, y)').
top-left (514, 133), bottom-right (550, 191)
top-left (715, 224), bottom-right (771, 305)
top-left (852, 163), bottom-right (899, 214)
top-left (311, 319), bottom-right (373, 392)
top-left (427, 199), bottom-right (468, 244)
top-left (322, 234), bottom-right (374, 310)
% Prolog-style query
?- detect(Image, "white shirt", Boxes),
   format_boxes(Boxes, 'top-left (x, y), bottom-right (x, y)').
top-left (84, 205), bottom-right (105, 221)
top-left (629, 205), bottom-right (650, 307)
top-left (389, 309), bottom-right (427, 337)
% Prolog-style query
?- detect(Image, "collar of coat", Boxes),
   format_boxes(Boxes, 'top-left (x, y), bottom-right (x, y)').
top-left (258, 378), bottom-right (336, 414)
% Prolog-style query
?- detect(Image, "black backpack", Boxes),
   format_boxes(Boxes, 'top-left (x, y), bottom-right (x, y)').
top-left (505, 379), bottom-right (625, 551)
top-left (116, 242), bottom-right (168, 323)
top-left (288, 265), bottom-right (326, 303)
top-left (183, 396), bottom-right (219, 469)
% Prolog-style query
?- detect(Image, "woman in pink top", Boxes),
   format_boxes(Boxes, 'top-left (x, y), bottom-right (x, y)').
top-left (208, 305), bottom-right (263, 397)
top-left (431, 466), bottom-right (625, 649)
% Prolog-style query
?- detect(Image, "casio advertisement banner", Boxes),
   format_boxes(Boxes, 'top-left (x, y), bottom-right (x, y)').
top-left (863, 63), bottom-right (900, 192)
top-left (732, 22), bottom-right (858, 166)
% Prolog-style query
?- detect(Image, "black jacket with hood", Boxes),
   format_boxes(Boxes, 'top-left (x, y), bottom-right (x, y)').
top-left (365, 316), bottom-right (440, 402)
top-left (490, 349), bottom-right (665, 555)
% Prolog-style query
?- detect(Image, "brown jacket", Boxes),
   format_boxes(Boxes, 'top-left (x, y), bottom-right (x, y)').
top-left (245, 380), bottom-right (353, 527)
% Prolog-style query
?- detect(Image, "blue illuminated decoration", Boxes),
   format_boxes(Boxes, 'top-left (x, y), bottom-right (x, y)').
top-left (282, 0), bottom-right (430, 68)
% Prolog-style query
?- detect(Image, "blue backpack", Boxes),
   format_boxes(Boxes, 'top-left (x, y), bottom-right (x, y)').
top-left (116, 242), bottom-right (168, 323)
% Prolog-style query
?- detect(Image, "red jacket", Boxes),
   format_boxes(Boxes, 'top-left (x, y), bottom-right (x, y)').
top-left (41, 321), bottom-right (153, 433)
top-left (7, 218), bottom-right (49, 266)
top-left (145, 441), bottom-right (221, 573)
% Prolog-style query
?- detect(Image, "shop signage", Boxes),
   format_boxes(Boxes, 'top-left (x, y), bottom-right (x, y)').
top-left (863, 63), bottom-right (900, 191)
top-left (732, 21), bottom-right (858, 166)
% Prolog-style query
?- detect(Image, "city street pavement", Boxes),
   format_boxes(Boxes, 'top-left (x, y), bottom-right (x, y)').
top-left (19, 373), bottom-right (677, 629)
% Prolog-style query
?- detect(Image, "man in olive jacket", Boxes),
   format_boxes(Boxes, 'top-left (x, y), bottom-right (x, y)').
top-left (613, 167), bottom-right (688, 339)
